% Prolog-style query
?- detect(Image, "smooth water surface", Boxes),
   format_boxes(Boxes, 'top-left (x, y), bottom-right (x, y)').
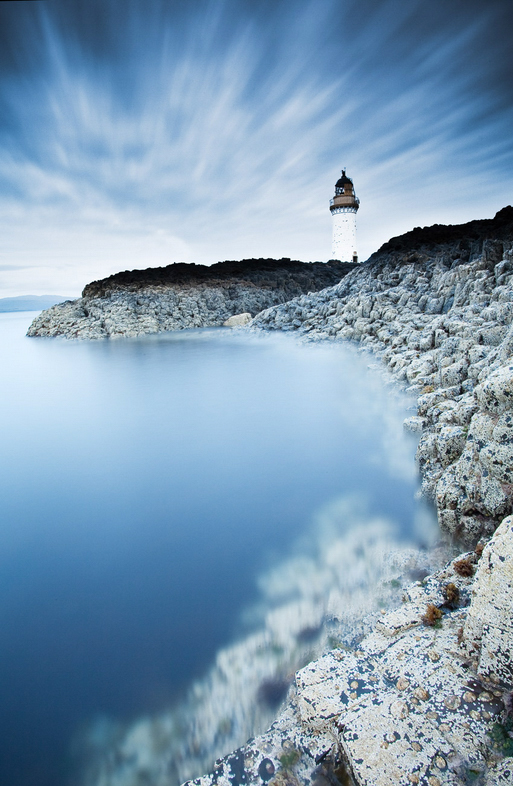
top-left (0, 313), bottom-right (436, 786)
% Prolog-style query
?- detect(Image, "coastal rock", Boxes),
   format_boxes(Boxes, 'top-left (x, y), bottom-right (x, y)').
top-left (189, 544), bottom-right (509, 786)
top-left (223, 312), bottom-right (253, 327)
top-left (56, 207), bottom-right (513, 786)
top-left (196, 209), bottom-right (513, 786)
top-left (462, 515), bottom-right (513, 685)
top-left (475, 364), bottom-right (513, 414)
top-left (27, 259), bottom-right (355, 339)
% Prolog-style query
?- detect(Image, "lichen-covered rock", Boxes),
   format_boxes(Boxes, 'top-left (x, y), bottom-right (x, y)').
top-left (463, 515), bottom-right (513, 686)
top-left (479, 443), bottom-right (513, 483)
top-left (475, 364), bottom-right (513, 414)
top-left (483, 758), bottom-right (513, 785)
top-left (193, 552), bottom-right (507, 786)
top-left (437, 426), bottom-right (467, 467)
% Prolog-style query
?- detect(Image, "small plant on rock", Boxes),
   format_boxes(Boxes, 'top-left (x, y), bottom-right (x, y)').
top-left (454, 557), bottom-right (474, 577)
top-left (443, 582), bottom-right (460, 608)
top-left (489, 720), bottom-right (513, 757)
top-left (422, 603), bottom-right (443, 627)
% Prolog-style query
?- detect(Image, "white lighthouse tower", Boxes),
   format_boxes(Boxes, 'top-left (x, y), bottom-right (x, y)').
top-left (330, 170), bottom-right (359, 262)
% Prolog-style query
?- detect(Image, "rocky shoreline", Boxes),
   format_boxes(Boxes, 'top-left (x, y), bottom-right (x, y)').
top-left (187, 524), bottom-right (512, 786)
top-left (79, 498), bottom-right (452, 786)
top-left (206, 207), bottom-right (513, 786)
top-left (190, 207), bottom-right (513, 786)
top-left (26, 259), bottom-right (354, 339)
top-left (252, 206), bottom-right (513, 547)
top-left (31, 207), bottom-right (513, 785)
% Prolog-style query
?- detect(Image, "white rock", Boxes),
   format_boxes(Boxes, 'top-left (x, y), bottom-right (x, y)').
top-left (223, 313), bottom-right (253, 327)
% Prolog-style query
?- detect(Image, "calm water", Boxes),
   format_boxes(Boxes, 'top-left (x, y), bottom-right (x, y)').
top-left (0, 312), bottom-right (437, 786)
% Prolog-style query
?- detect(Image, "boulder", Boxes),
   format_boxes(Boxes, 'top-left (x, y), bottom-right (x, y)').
top-left (223, 313), bottom-right (253, 327)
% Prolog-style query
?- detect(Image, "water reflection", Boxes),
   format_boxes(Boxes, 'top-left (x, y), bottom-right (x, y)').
top-left (76, 495), bottom-right (449, 786)
top-left (0, 315), bottom-right (446, 786)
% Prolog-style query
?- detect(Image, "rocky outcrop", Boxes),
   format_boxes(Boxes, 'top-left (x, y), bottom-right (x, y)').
top-left (462, 516), bottom-right (513, 687)
top-left (223, 312), bottom-right (253, 327)
top-left (251, 207), bottom-right (513, 545)
top-left (27, 259), bottom-right (355, 339)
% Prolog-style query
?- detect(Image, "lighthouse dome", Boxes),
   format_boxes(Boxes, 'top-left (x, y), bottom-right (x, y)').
top-left (335, 170), bottom-right (353, 189)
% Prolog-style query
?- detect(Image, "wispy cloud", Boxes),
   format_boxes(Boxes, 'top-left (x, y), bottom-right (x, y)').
top-left (0, 0), bottom-right (512, 295)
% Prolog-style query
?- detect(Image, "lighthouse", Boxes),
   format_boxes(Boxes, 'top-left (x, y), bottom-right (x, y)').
top-left (329, 170), bottom-right (359, 263)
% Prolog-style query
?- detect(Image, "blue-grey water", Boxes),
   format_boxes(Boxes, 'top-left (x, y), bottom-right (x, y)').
top-left (0, 312), bottom-right (438, 786)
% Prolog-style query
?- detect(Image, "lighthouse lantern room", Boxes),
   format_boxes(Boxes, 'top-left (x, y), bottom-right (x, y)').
top-left (329, 170), bottom-right (359, 263)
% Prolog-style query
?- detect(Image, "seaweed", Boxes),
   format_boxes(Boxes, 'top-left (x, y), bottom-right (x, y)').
top-left (453, 558), bottom-right (474, 577)
top-left (422, 603), bottom-right (443, 627)
top-left (278, 749), bottom-right (301, 770)
top-left (442, 582), bottom-right (460, 608)
top-left (489, 720), bottom-right (513, 757)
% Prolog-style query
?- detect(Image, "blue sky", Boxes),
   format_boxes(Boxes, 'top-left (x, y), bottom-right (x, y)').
top-left (0, 0), bottom-right (512, 297)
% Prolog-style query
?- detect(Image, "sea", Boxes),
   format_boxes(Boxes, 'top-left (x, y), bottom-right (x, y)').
top-left (0, 311), bottom-right (443, 786)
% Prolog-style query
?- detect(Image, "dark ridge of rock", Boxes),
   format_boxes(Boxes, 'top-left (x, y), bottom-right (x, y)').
top-left (369, 206), bottom-right (513, 265)
top-left (82, 259), bottom-right (355, 298)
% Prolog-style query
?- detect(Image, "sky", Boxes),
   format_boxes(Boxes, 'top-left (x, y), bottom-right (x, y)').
top-left (0, 0), bottom-right (512, 298)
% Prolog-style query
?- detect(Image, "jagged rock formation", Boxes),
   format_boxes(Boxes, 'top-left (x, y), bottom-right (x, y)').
top-left (463, 516), bottom-right (513, 687)
top-left (27, 259), bottom-right (354, 339)
top-left (251, 207), bottom-right (513, 545)
top-left (180, 207), bottom-right (513, 786)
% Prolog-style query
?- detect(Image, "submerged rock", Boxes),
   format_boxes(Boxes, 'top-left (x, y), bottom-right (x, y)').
top-left (189, 537), bottom-right (512, 786)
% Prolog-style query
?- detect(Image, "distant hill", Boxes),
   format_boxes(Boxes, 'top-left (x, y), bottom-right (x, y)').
top-left (0, 295), bottom-right (73, 313)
